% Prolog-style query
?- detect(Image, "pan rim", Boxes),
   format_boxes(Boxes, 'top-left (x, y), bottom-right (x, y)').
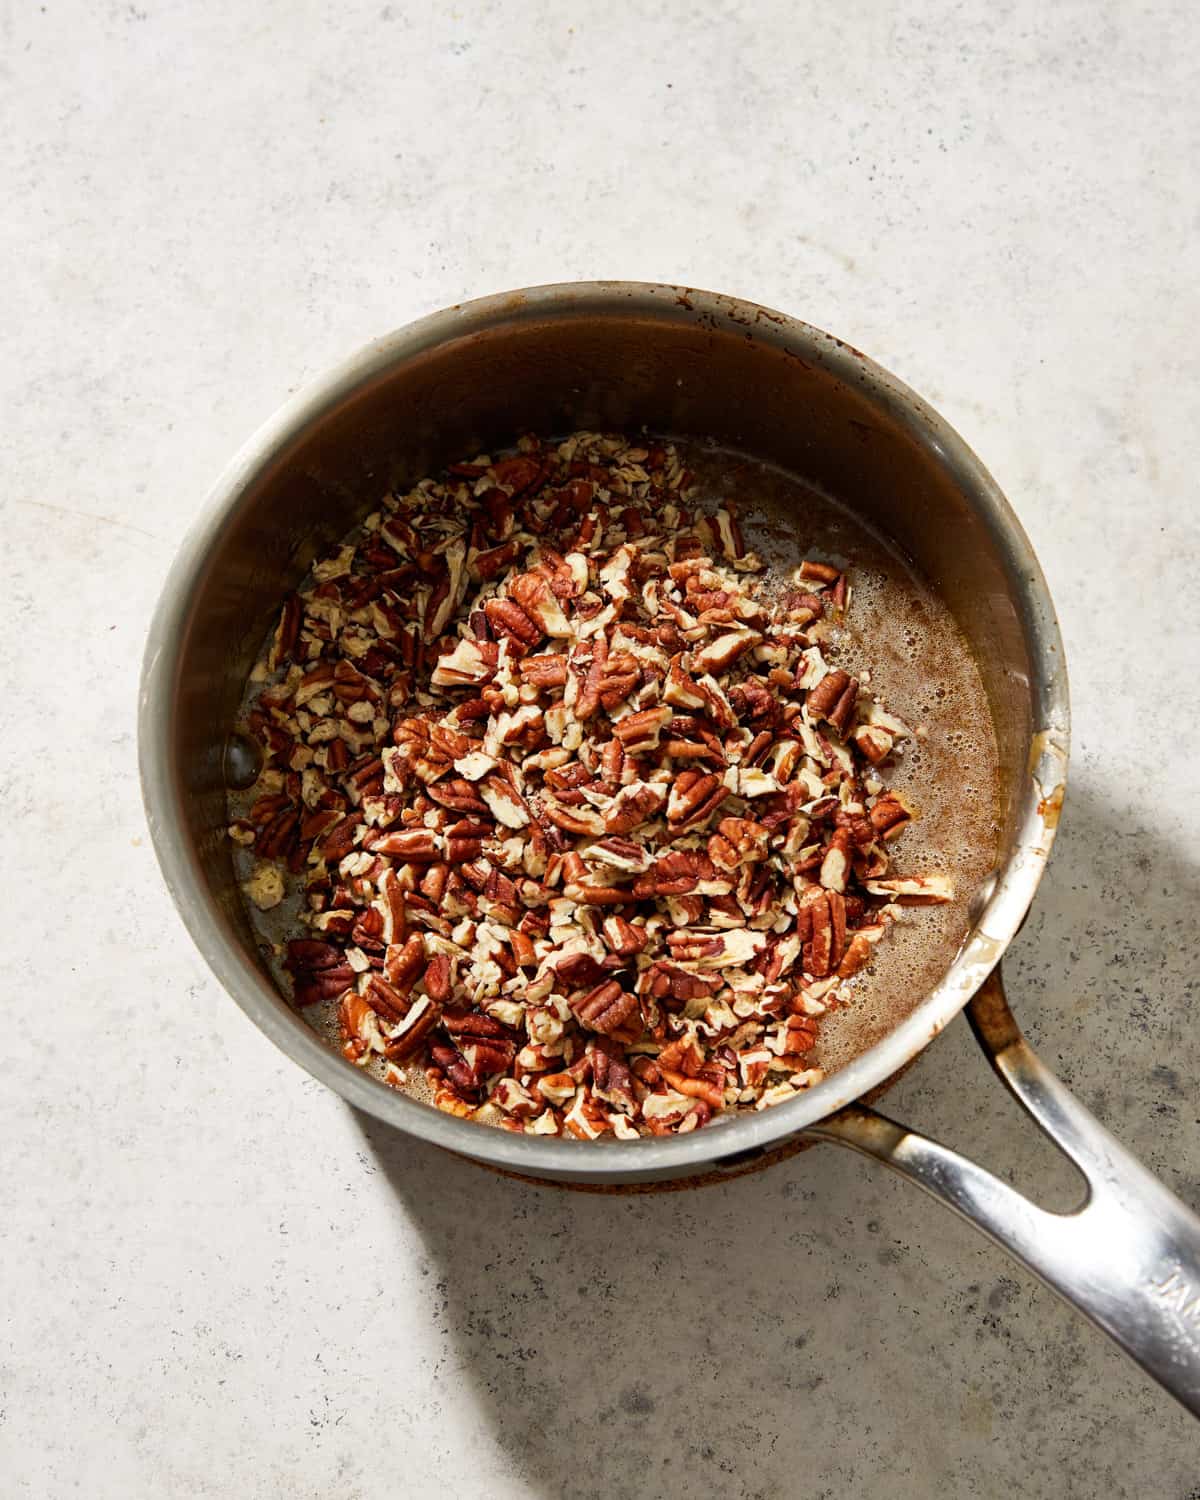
top-left (138, 280), bottom-right (1070, 1182)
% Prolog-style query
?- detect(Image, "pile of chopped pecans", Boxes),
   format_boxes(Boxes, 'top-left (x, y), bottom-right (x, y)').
top-left (230, 432), bottom-right (952, 1139)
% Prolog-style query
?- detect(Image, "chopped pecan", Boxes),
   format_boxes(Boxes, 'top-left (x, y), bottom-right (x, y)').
top-left (364, 828), bottom-right (441, 861)
top-left (484, 596), bottom-right (542, 649)
top-left (633, 849), bottom-right (706, 898)
top-left (819, 827), bottom-right (854, 893)
top-left (492, 454), bottom-right (546, 497)
top-left (383, 932), bottom-right (427, 992)
top-left (563, 1087), bottom-right (612, 1139)
top-left (604, 781), bottom-right (668, 835)
top-left (869, 791), bottom-right (912, 840)
top-left (590, 1044), bottom-right (637, 1115)
top-left (588, 835), bottom-right (653, 873)
top-left (692, 628), bottom-right (761, 675)
top-left (424, 952), bottom-right (454, 1003)
top-left (612, 705), bottom-right (673, 754)
top-left (361, 972), bottom-right (407, 1023)
top-left (510, 571), bottom-right (572, 637)
top-left (426, 778), bottom-right (489, 815)
top-left (666, 769), bottom-right (726, 833)
top-left (542, 797), bottom-right (606, 837)
top-left (863, 874), bottom-right (954, 904)
top-left (338, 990), bottom-right (383, 1063)
top-left (471, 538), bottom-right (522, 581)
top-left (796, 887), bottom-right (847, 977)
top-left (807, 668), bottom-right (858, 736)
top-left (600, 914), bottom-right (647, 957)
top-left (553, 951), bottom-right (606, 989)
top-left (797, 559), bottom-right (840, 585)
top-left (570, 980), bottom-right (639, 1037)
top-left (285, 939), bottom-right (355, 1008)
top-left (662, 657), bottom-right (709, 711)
top-left (431, 637), bottom-right (498, 688)
top-left (573, 636), bottom-right (609, 721)
top-left (852, 724), bottom-right (894, 764)
top-left (479, 775), bottom-right (530, 829)
top-left (519, 652), bottom-right (569, 688)
top-left (707, 816), bottom-right (770, 870)
top-left (643, 961), bottom-right (721, 1004)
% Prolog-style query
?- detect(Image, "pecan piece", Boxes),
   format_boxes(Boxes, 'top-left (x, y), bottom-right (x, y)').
top-left (383, 932), bottom-right (427, 992)
top-left (796, 887), bottom-right (847, 977)
top-left (318, 813), bottom-right (360, 863)
top-left (563, 1087), bottom-right (612, 1139)
top-left (604, 780), bottom-right (668, 835)
top-left (819, 827), bottom-right (854, 893)
top-left (364, 828), bottom-right (441, 861)
top-left (491, 454), bottom-right (546, 497)
top-left (563, 880), bottom-right (636, 907)
top-left (423, 952), bottom-right (454, 1003)
top-left (665, 927), bottom-right (765, 968)
top-left (869, 791), bottom-right (913, 840)
top-left (662, 657), bottom-right (709, 711)
top-left (642, 961), bottom-right (720, 1005)
top-left (863, 875), bottom-right (954, 904)
top-left (600, 915), bottom-right (647, 957)
top-left (285, 939), bottom-right (355, 1008)
top-left (479, 775), bottom-right (530, 829)
top-left (426, 778), bottom-right (489, 815)
top-left (360, 972), bottom-right (407, 1024)
top-left (632, 849), bottom-right (705, 899)
top-left (853, 724), bottom-right (894, 764)
top-left (588, 835), bottom-right (653, 873)
top-left (471, 538), bottom-right (522, 581)
top-left (692, 628), bottom-right (761, 675)
top-left (807, 669), bottom-right (858, 736)
top-left (590, 1045), bottom-right (637, 1116)
top-left (484, 596), bottom-right (542, 649)
top-left (666, 769), bottom-right (726, 833)
top-left (424, 539), bottom-right (467, 641)
top-left (574, 636), bottom-right (608, 721)
top-left (707, 816), bottom-right (770, 871)
top-left (445, 818), bottom-right (491, 862)
top-left (519, 653), bottom-right (569, 688)
top-left (509, 571), bottom-right (572, 637)
top-left (837, 926), bottom-right (886, 978)
top-left (612, 704), bottom-right (673, 755)
top-left (553, 952), bottom-right (607, 990)
top-left (338, 990), bottom-right (383, 1063)
top-left (570, 980), bottom-right (639, 1037)
top-left (541, 797), bottom-right (606, 836)
top-left (267, 593), bottom-right (303, 670)
top-left (431, 637), bottom-right (498, 688)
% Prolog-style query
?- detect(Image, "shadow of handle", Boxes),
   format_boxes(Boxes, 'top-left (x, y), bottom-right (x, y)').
top-left (806, 967), bottom-right (1200, 1419)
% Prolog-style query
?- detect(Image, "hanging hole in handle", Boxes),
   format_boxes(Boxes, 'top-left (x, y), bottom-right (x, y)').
top-left (931, 984), bottom-right (1089, 1215)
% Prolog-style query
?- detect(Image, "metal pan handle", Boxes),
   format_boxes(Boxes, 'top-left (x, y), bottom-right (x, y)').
top-left (807, 966), bottom-right (1200, 1417)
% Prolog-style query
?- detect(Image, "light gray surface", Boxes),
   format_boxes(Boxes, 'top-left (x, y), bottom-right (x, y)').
top-left (3, 2), bottom-right (1199, 1495)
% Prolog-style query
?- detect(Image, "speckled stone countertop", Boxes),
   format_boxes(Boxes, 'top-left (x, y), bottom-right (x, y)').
top-left (5, 2), bottom-right (1200, 1494)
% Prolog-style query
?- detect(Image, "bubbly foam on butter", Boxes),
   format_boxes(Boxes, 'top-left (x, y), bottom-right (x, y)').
top-left (684, 442), bottom-right (1001, 1072)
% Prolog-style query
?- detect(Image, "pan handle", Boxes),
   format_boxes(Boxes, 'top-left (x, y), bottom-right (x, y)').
top-left (807, 966), bottom-right (1200, 1418)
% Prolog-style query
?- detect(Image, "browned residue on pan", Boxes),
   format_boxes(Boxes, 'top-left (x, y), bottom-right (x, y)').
top-left (1038, 784), bottom-right (1065, 829)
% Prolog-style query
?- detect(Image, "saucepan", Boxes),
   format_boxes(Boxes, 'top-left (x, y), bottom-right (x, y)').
top-left (138, 281), bottom-right (1200, 1415)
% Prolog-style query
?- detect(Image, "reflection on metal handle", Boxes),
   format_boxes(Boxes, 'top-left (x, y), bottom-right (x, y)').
top-left (808, 967), bottom-right (1200, 1418)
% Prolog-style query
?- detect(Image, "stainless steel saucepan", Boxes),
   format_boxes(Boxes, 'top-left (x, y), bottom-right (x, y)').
top-left (138, 282), bottom-right (1200, 1415)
